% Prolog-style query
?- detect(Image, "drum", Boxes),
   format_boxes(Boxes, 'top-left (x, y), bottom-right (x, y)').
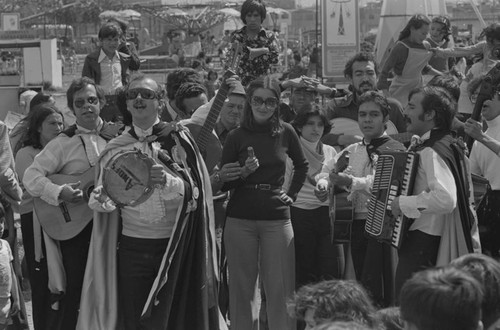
top-left (103, 149), bottom-right (156, 207)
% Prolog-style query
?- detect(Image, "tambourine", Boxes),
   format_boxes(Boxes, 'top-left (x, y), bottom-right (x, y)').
top-left (102, 149), bottom-right (156, 207)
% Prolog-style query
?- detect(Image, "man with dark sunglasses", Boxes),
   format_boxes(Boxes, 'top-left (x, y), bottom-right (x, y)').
top-left (22, 77), bottom-right (121, 330)
top-left (80, 73), bottom-right (220, 330)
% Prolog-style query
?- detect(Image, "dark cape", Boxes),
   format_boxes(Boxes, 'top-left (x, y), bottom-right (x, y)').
top-left (420, 129), bottom-right (477, 254)
top-left (76, 123), bottom-right (223, 330)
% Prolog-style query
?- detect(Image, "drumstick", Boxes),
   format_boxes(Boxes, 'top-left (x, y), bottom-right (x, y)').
top-left (247, 146), bottom-right (255, 158)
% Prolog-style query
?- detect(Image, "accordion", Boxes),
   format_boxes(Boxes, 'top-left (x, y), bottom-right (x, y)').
top-left (365, 151), bottom-right (419, 248)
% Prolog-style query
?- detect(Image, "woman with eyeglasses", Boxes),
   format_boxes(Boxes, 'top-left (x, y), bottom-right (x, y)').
top-left (377, 14), bottom-right (442, 107)
top-left (220, 76), bottom-right (308, 330)
top-left (14, 104), bottom-right (64, 330)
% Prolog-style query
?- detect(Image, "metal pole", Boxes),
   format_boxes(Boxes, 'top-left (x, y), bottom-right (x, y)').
top-left (316, 0), bottom-right (319, 78)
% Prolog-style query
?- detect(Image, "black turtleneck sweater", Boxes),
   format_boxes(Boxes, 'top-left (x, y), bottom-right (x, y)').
top-left (221, 122), bottom-right (308, 220)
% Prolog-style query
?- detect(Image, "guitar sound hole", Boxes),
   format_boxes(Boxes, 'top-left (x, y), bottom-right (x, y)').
top-left (85, 185), bottom-right (95, 201)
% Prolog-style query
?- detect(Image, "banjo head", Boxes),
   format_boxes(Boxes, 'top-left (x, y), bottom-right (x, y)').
top-left (103, 149), bottom-right (156, 207)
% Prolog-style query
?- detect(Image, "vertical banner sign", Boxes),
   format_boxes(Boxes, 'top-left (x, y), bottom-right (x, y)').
top-left (322, 0), bottom-right (359, 81)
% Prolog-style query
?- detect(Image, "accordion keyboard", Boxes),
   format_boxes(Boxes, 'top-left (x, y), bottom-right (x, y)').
top-left (365, 151), bottom-right (419, 248)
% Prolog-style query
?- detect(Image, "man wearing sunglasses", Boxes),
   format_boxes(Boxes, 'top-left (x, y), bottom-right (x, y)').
top-left (466, 79), bottom-right (500, 259)
top-left (22, 77), bottom-right (121, 330)
top-left (82, 23), bottom-right (140, 123)
top-left (81, 74), bottom-right (220, 330)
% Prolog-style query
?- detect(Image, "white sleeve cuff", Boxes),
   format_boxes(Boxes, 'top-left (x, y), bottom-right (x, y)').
top-left (398, 195), bottom-right (422, 219)
top-left (41, 182), bottom-right (64, 206)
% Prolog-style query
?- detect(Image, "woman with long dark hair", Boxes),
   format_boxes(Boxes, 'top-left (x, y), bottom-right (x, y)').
top-left (220, 76), bottom-right (307, 329)
top-left (377, 14), bottom-right (441, 107)
top-left (14, 104), bottom-right (64, 330)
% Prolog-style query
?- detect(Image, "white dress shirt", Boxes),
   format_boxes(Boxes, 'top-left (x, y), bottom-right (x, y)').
top-left (398, 130), bottom-right (457, 236)
top-left (98, 49), bottom-right (122, 94)
top-left (23, 119), bottom-right (108, 206)
top-left (89, 119), bottom-right (184, 239)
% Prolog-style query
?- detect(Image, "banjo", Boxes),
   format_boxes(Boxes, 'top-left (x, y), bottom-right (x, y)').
top-left (102, 149), bottom-right (156, 207)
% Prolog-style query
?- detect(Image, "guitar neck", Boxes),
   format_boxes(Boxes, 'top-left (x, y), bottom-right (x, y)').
top-left (196, 82), bottom-right (230, 151)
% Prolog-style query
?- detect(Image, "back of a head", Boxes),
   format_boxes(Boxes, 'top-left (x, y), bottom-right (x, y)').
top-left (312, 320), bottom-right (372, 330)
top-left (166, 68), bottom-right (204, 100)
top-left (30, 92), bottom-right (54, 111)
top-left (427, 74), bottom-right (461, 103)
top-left (375, 307), bottom-right (404, 330)
top-left (451, 253), bottom-right (500, 329)
top-left (289, 279), bottom-right (376, 327)
top-left (400, 267), bottom-right (483, 330)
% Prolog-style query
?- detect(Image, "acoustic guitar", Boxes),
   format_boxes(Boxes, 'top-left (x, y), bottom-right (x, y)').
top-left (33, 166), bottom-right (95, 240)
top-left (186, 42), bottom-right (244, 172)
top-left (329, 149), bottom-right (354, 243)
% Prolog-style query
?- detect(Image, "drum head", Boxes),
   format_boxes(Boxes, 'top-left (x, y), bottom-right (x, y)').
top-left (103, 150), bottom-right (155, 207)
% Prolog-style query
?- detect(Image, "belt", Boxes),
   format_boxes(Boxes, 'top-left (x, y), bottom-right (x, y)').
top-left (243, 184), bottom-right (281, 191)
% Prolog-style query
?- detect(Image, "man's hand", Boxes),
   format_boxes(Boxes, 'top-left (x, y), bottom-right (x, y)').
top-left (92, 186), bottom-right (109, 204)
top-left (150, 164), bottom-right (167, 186)
top-left (465, 118), bottom-right (484, 141)
top-left (219, 162), bottom-right (243, 182)
top-left (390, 196), bottom-right (402, 218)
top-left (226, 76), bottom-right (244, 94)
top-left (60, 182), bottom-right (83, 203)
top-left (338, 134), bottom-right (363, 147)
top-left (329, 172), bottom-right (352, 187)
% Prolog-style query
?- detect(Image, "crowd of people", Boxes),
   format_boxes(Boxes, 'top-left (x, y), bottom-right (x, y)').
top-left (1, 1), bottom-right (500, 329)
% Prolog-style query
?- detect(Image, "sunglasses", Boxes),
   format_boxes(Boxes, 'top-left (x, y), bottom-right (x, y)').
top-left (74, 96), bottom-right (99, 108)
top-left (125, 88), bottom-right (157, 100)
top-left (250, 96), bottom-right (279, 109)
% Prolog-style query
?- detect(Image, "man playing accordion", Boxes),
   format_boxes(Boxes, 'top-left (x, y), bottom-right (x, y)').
top-left (391, 86), bottom-right (481, 297)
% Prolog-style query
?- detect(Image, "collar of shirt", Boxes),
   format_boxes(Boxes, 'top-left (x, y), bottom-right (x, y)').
top-left (486, 114), bottom-right (500, 130)
top-left (75, 118), bottom-right (104, 134)
top-left (98, 49), bottom-right (119, 63)
top-left (132, 118), bottom-right (161, 140)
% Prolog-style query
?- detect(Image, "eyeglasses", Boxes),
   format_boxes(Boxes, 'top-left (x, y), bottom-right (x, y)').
top-left (74, 96), bottom-right (99, 108)
top-left (250, 96), bottom-right (278, 109)
top-left (125, 88), bottom-right (157, 100)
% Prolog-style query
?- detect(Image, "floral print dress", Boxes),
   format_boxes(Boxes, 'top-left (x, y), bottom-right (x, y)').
top-left (228, 26), bottom-right (280, 86)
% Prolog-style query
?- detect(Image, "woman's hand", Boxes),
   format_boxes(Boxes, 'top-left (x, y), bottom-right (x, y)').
top-left (279, 190), bottom-right (294, 206)
top-left (92, 186), bottom-right (109, 204)
top-left (314, 179), bottom-right (329, 202)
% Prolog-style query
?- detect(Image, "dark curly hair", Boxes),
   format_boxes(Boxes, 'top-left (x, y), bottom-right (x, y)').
top-left (408, 85), bottom-right (457, 131)
top-left (23, 104), bottom-right (64, 149)
top-left (480, 22), bottom-right (500, 45)
top-left (288, 279), bottom-right (377, 328)
top-left (343, 52), bottom-right (379, 79)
